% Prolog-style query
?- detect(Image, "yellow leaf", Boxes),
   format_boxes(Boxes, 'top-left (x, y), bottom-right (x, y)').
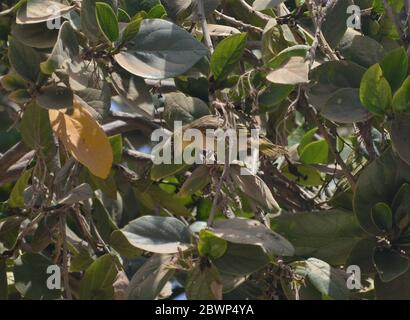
top-left (49, 102), bottom-right (113, 179)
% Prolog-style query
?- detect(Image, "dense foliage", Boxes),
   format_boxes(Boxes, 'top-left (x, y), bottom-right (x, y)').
top-left (0, 0), bottom-right (410, 300)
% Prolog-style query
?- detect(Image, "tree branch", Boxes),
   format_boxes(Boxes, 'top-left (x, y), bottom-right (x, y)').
top-left (214, 11), bottom-right (263, 34)
top-left (0, 114), bottom-right (163, 185)
top-left (238, 0), bottom-right (271, 23)
top-left (105, 111), bottom-right (164, 135)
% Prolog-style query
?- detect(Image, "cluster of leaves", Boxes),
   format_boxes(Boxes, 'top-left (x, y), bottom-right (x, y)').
top-left (0, 0), bottom-right (410, 300)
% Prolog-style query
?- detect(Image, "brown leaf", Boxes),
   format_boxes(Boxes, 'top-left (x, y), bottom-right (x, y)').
top-left (49, 101), bottom-right (113, 179)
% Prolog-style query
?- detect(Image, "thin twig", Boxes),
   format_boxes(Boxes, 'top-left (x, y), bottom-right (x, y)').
top-left (238, 0), bottom-right (271, 23)
top-left (383, 0), bottom-right (406, 42)
top-left (60, 214), bottom-right (72, 300)
top-left (197, 0), bottom-right (214, 54)
top-left (314, 115), bottom-right (357, 191)
top-left (214, 10), bottom-right (264, 33)
top-left (405, 0), bottom-right (410, 55)
top-left (207, 159), bottom-right (230, 227)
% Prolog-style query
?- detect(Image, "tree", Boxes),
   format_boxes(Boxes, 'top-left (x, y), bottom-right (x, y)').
top-left (0, 0), bottom-right (409, 300)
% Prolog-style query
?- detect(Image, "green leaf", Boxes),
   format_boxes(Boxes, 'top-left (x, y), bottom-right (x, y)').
top-left (31, 214), bottom-right (59, 253)
top-left (79, 254), bottom-right (118, 300)
top-left (36, 85), bottom-right (74, 110)
top-left (392, 183), bottom-right (410, 229)
top-left (360, 64), bottom-right (392, 115)
top-left (253, 0), bottom-right (286, 10)
top-left (267, 45), bottom-right (310, 69)
top-left (114, 19), bottom-right (208, 79)
top-left (310, 60), bottom-right (366, 88)
top-left (186, 263), bottom-right (222, 300)
top-left (375, 269), bottom-right (410, 299)
top-left (0, 216), bottom-right (25, 249)
top-left (118, 216), bottom-right (192, 254)
top-left (81, 0), bottom-right (104, 43)
top-left (371, 202), bottom-right (393, 232)
top-left (282, 164), bottom-right (323, 187)
top-left (230, 166), bottom-right (280, 213)
top-left (40, 21), bottom-right (80, 75)
top-left (322, 88), bottom-right (371, 123)
top-left (213, 242), bottom-right (271, 276)
top-left (95, 2), bottom-right (119, 43)
top-left (9, 168), bottom-right (33, 208)
top-left (308, 61), bottom-right (367, 118)
top-left (272, 210), bottom-right (365, 265)
top-left (126, 254), bottom-right (175, 300)
top-left (210, 33), bottom-right (248, 82)
top-left (70, 247), bottom-right (94, 273)
top-left (380, 47), bottom-right (409, 92)
top-left (134, 183), bottom-right (192, 217)
top-left (16, 0), bottom-right (74, 24)
top-left (392, 76), bottom-right (410, 114)
top-left (84, 169), bottom-right (117, 199)
top-left (321, 0), bottom-right (350, 48)
top-left (8, 36), bottom-right (41, 82)
top-left (175, 76), bottom-right (210, 102)
top-left (150, 163), bottom-right (190, 181)
top-left (353, 148), bottom-right (410, 235)
top-left (58, 183), bottom-right (94, 205)
top-left (198, 229), bottom-right (227, 259)
top-left (92, 198), bottom-right (118, 243)
top-left (293, 258), bottom-right (349, 300)
top-left (373, 247), bottom-right (410, 282)
top-left (161, 0), bottom-right (190, 20)
top-left (14, 253), bottom-right (62, 299)
top-left (147, 3), bottom-right (167, 18)
top-left (123, 0), bottom-right (160, 16)
top-left (68, 67), bottom-right (112, 118)
top-left (100, 0), bottom-right (118, 11)
top-left (179, 165), bottom-right (211, 197)
top-left (190, 0), bottom-right (221, 18)
top-left (11, 20), bottom-right (58, 49)
top-left (298, 128), bottom-right (318, 154)
top-left (110, 70), bottom-right (154, 118)
top-left (391, 115), bottom-right (410, 165)
top-left (163, 92), bottom-right (210, 128)
top-left (267, 56), bottom-right (309, 85)
top-left (346, 237), bottom-right (378, 275)
top-left (338, 30), bottom-right (385, 67)
top-left (20, 102), bottom-right (54, 150)
top-left (118, 7), bottom-right (131, 22)
top-left (258, 84), bottom-right (295, 113)
top-left (212, 218), bottom-right (294, 257)
top-left (0, 0), bottom-right (25, 17)
top-left (110, 230), bottom-right (142, 258)
top-left (299, 140), bottom-right (329, 164)
top-left (121, 15), bottom-right (144, 44)
top-left (109, 134), bottom-right (123, 164)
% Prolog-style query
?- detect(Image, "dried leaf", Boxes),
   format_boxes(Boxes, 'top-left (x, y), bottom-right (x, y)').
top-left (49, 102), bottom-right (113, 179)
